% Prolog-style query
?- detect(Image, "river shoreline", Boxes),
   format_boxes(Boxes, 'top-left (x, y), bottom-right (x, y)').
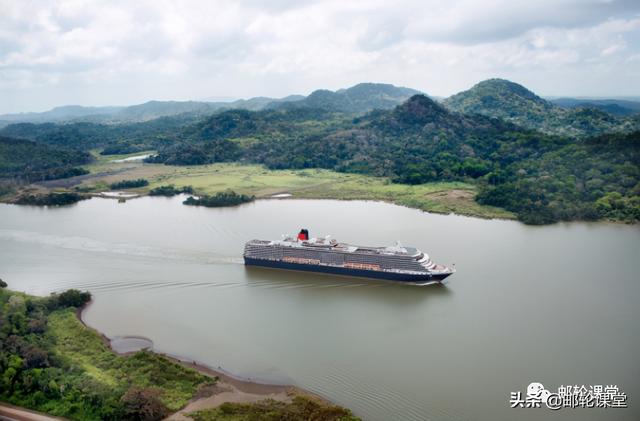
top-left (2, 188), bottom-right (638, 226)
top-left (1, 187), bottom-right (508, 220)
top-left (76, 300), bottom-right (334, 419)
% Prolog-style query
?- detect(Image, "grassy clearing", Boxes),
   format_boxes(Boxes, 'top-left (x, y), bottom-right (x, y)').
top-left (47, 309), bottom-right (211, 411)
top-left (77, 160), bottom-right (514, 219)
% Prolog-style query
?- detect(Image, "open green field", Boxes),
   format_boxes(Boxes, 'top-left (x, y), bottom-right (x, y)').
top-left (78, 152), bottom-right (514, 219)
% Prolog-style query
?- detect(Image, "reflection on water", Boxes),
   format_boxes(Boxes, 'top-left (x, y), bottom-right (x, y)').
top-left (244, 265), bottom-right (452, 305)
top-left (0, 197), bottom-right (638, 421)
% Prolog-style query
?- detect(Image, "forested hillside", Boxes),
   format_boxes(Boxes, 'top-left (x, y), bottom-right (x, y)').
top-left (146, 107), bottom-right (351, 165)
top-left (0, 136), bottom-right (92, 182)
top-left (476, 130), bottom-right (640, 224)
top-left (0, 115), bottom-right (194, 154)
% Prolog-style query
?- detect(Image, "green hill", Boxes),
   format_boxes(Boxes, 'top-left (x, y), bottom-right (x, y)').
top-left (443, 78), bottom-right (638, 137)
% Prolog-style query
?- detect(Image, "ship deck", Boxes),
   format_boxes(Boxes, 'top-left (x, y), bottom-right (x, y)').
top-left (246, 238), bottom-right (420, 257)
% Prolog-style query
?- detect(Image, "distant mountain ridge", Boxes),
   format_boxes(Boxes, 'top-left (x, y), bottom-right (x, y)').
top-left (0, 97), bottom-right (309, 128)
top-left (0, 105), bottom-right (125, 125)
top-left (4, 80), bottom-right (637, 137)
top-left (3, 78), bottom-right (639, 141)
top-left (550, 98), bottom-right (640, 116)
top-left (0, 83), bottom-right (419, 127)
top-left (269, 83), bottom-right (422, 113)
top-left (442, 78), bottom-right (638, 137)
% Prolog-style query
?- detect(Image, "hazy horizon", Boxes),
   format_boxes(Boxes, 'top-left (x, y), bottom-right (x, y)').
top-left (2, 0), bottom-right (640, 114)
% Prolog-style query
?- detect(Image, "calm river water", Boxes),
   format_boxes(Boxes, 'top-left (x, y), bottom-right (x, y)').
top-left (0, 196), bottom-right (638, 421)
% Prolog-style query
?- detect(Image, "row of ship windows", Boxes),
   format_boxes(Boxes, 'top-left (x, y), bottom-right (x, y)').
top-left (247, 252), bottom-right (424, 270)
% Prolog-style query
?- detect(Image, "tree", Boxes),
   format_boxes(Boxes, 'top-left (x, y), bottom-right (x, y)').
top-left (47, 289), bottom-right (92, 309)
top-left (120, 387), bottom-right (169, 421)
top-left (23, 345), bottom-right (49, 369)
top-left (2, 355), bottom-right (23, 391)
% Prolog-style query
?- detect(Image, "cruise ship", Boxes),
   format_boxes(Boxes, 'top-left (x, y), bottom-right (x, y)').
top-left (243, 229), bottom-right (455, 284)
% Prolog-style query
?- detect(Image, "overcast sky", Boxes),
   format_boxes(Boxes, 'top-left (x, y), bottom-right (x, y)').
top-left (1, 0), bottom-right (639, 113)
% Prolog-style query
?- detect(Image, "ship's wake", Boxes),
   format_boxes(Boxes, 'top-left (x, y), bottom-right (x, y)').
top-left (0, 228), bottom-right (242, 265)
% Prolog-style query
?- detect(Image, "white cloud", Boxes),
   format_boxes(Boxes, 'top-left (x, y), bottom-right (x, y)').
top-left (0, 0), bottom-right (639, 113)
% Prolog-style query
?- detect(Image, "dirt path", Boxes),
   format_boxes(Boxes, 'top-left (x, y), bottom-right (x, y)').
top-left (34, 167), bottom-right (131, 189)
top-left (0, 404), bottom-right (65, 421)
